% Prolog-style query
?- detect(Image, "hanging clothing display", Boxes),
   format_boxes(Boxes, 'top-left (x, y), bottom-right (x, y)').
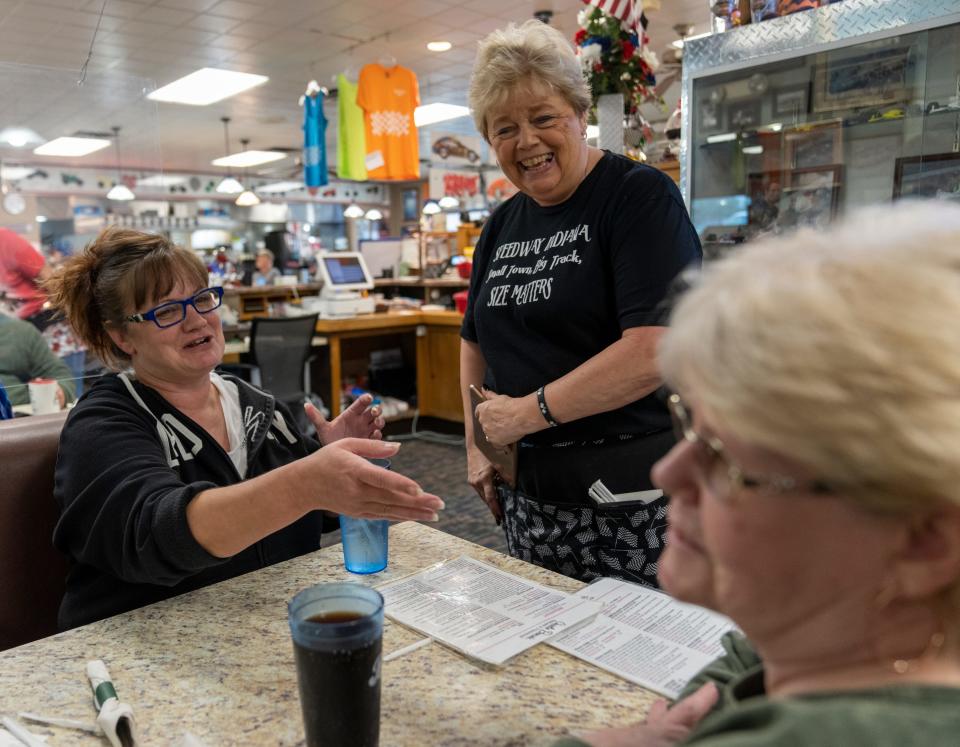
top-left (336, 74), bottom-right (367, 181)
top-left (356, 63), bottom-right (420, 180)
top-left (302, 89), bottom-right (328, 192)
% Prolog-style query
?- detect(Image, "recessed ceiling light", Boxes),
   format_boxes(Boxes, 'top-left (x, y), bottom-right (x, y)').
top-left (212, 150), bottom-right (286, 168)
top-left (414, 103), bottom-right (470, 127)
top-left (257, 180), bottom-right (304, 193)
top-left (148, 68), bottom-right (269, 106)
top-left (427, 41), bottom-right (452, 52)
top-left (137, 174), bottom-right (189, 187)
top-left (33, 136), bottom-right (111, 157)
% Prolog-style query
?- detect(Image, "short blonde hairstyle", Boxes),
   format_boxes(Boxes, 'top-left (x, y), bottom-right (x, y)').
top-left (469, 20), bottom-right (592, 141)
top-left (659, 201), bottom-right (960, 515)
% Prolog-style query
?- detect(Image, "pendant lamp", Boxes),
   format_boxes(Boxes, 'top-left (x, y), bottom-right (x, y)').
top-left (106, 126), bottom-right (135, 201)
top-left (234, 137), bottom-right (260, 206)
top-left (216, 117), bottom-right (243, 195)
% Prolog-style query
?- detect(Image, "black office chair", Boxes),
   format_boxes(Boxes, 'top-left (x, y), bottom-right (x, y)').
top-left (247, 313), bottom-right (322, 434)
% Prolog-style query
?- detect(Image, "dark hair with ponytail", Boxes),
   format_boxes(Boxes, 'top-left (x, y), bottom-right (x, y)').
top-left (44, 227), bottom-right (207, 369)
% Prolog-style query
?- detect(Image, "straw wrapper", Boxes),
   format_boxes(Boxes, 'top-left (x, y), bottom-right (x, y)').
top-left (86, 660), bottom-right (138, 747)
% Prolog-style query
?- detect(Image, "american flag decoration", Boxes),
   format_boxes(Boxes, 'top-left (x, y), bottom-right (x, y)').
top-left (579, 0), bottom-right (647, 36)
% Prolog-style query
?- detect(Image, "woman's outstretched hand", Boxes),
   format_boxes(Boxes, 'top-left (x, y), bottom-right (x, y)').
top-left (307, 393), bottom-right (385, 445)
top-left (302, 437), bottom-right (444, 522)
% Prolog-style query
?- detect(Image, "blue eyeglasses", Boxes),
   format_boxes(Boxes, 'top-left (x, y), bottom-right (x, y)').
top-left (124, 287), bottom-right (224, 329)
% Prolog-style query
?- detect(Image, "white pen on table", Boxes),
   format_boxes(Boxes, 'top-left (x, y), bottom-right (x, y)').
top-left (383, 637), bottom-right (433, 662)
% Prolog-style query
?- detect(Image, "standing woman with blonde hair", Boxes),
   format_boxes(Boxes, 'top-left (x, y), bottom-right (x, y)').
top-left (46, 228), bottom-right (443, 630)
top-left (460, 20), bottom-right (701, 584)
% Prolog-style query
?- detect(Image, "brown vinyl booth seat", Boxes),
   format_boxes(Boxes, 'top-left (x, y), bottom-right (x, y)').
top-left (0, 411), bottom-right (69, 650)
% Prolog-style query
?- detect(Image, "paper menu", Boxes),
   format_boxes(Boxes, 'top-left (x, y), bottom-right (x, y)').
top-left (377, 556), bottom-right (602, 666)
top-left (548, 577), bottom-right (737, 699)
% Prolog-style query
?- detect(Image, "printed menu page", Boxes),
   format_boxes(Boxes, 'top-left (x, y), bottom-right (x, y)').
top-left (549, 577), bottom-right (737, 698)
top-left (378, 556), bottom-right (602, 666)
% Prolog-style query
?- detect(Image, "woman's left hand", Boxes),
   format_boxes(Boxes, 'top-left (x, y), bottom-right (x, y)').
top-left (475, 390), bottom-right (539, 448)
top-left (306, 394), bottom-right (385, 445)
top-left (574, 684), bottom-right (719, 747)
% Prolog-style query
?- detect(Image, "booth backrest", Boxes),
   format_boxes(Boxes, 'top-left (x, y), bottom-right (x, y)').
top-left (0, 411), bottom-right (69, 650)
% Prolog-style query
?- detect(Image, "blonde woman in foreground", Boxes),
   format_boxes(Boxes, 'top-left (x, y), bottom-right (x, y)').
top-left (556, 202), bottom-right (960, 746)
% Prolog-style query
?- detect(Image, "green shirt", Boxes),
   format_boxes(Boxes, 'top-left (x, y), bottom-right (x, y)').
top-left (0, 313), bottom-right (75, 406)
top-left (552, 633), bottom-right (960, 746)
top-left (337, 73), bottom-right (367, 181)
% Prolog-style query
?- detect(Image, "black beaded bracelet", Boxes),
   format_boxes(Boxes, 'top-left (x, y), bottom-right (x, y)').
top-left (536, 385), bottom-right (559, 428)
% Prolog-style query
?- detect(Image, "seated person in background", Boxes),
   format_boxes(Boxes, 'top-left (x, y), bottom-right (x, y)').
top-left (252, 248), bottom-right (281, 286)
top-left (0, 311), bottom-right (75, 407)
top-left (45, 227), bottom-right (444, 630)
top-left (558, 202), bottom-right (960, 747)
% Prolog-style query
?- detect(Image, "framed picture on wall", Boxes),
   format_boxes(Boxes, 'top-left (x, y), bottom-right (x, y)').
top-left (728, 100), bottom-right (762, 130)
top-left (698, 100), bottom-right (721, 135)
top-left (811, 46), bottom-right (913, 113)
top-left (772, 84), bottom-right (809, 119)
top-left (783, 120), bottom-right (844, 169)
top-left (893, 152), bottom-right (960, 200)
top-left (746, 165), bottom-right (843, 234)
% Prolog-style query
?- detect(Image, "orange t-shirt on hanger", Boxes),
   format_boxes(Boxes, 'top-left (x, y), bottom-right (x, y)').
top-left (356, 63), bottom-right (420, 180)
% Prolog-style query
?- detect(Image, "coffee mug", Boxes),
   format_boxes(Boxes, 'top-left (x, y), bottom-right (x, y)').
top-left (28, 378), bottom-right (60, 414)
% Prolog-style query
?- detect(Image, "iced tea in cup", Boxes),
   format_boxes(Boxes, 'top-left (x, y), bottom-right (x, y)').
top-left (288, 582), bottom-right (384, 747)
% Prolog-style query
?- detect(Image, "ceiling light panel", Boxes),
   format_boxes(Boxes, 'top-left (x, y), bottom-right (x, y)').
top-left (33, 137), bottom-right (111, 157)
top-left (212, 150), bottom-right (286, 168)
top-left (147, 68), bottom-right (269, 106)
top-left (414, 103), bottom-right (470, 127)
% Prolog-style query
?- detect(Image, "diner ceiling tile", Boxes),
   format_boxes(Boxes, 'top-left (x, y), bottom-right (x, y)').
top-left (159, 0), bottom-right (222, 11)
top-left (87, 0), bottom-right (150, 20)
top-left (182, 13), bottom-right (243, 33)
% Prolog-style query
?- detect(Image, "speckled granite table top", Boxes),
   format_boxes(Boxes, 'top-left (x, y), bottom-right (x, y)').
top-left (0, 523), bottom-right (658, 746)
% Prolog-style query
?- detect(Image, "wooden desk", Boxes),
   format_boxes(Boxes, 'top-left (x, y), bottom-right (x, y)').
top-left (0, 523), bottom-right (656, 745)
top-left (223, 284), bottom-right (322, 320)
top-left (316, 310), bottom-right (463, 421)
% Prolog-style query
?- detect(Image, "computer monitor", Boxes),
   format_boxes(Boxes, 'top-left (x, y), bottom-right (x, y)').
top-left (317, 252), bottom-right (374, 292)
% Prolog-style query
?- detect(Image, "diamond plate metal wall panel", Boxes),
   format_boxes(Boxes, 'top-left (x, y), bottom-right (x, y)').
top-left (679, 0), bottom-right (960, 202)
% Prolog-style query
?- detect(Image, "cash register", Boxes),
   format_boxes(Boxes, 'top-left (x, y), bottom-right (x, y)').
top-left (307, 252), bottom-right (377, 318)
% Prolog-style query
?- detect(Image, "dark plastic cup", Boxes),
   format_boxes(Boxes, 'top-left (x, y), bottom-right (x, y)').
top-left (288, 582), bottom-right (384, 747)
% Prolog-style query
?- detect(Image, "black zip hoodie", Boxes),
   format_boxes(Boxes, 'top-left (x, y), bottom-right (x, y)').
top-left (53, 372), bottom-right (324, 630)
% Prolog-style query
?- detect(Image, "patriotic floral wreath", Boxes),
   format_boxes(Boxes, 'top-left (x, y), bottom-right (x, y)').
top-left (574, 6), bottom-right (660, 124)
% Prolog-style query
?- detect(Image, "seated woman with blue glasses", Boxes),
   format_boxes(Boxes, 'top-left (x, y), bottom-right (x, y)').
top-left (44, 228), bottom-right (444, 630)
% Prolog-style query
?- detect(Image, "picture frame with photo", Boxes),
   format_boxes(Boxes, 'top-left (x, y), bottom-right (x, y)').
top-left (811, 45), bottom-right (914, 113)
top-left (893, 152), bottom-right (960, 201)
top-left (746, 165), bottom-right (843, 235)
top-left (698, 100), bottom-right (721, 135)
top-left (773, 84), bottom-right (810, 119)
top-left (783, 120), bottom-right (844, 170)
top-left (728, 100), bottom-right (762, 131)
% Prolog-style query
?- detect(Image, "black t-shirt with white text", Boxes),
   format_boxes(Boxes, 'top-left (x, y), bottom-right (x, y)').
top-left (461, 151), bottom-right (701, 445)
